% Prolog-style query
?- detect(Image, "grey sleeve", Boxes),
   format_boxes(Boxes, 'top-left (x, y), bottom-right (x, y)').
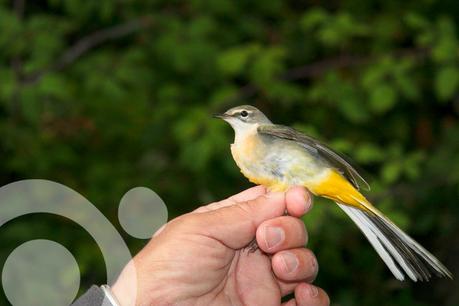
top-left (71, 285), bottom-right (110, 306)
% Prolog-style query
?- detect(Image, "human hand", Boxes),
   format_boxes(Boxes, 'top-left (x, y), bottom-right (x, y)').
top-left (112, 186), bottom-right (330, 306)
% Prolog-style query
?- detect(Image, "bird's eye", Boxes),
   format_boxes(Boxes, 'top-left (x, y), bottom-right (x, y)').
top-left (240, 110), bottom-right (248, 118)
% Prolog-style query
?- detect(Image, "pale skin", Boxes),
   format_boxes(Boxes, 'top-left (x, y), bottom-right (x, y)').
top-left (112, 186), bottom-right (330, 306)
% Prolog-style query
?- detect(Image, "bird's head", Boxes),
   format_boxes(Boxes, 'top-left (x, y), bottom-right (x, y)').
top-left (214, 105), bottom-right (272, 134)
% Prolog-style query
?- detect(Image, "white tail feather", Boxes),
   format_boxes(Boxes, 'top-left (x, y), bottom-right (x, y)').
top-left (373, 209), bottom-right (452, 279)
top-left (337, 202), bottom-right (452, 281)
top-left (338, 204), bottom-right (405, 281)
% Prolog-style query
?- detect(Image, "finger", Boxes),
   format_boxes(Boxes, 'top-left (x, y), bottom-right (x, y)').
top-left (228, 185), bottom-right (267, 202)
top-left (281, 299), bottom-right (297, 306)
top-left (193, 186), bottom-right (267, 213)
top-left (285, 186), bottom-right (312, 217)
top-left (193, 192), bottom-right (287, 249)
top-left (295, 283), bottom-right (330, 306)
top-left (278, 279), bottom-right (300, 297)
top-left (256, 216), bottom-right (307, 253)
top-left (272, 249), bottom-right (318, 282)
top-left (152, 224), bottom-right (166, 237)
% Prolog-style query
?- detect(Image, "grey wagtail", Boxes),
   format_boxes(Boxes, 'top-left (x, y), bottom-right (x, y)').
top-left (215, 105), bottom-right (452, 282)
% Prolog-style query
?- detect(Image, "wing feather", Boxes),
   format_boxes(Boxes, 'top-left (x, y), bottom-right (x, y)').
top-left (257, 124), bottom-right (370, 191)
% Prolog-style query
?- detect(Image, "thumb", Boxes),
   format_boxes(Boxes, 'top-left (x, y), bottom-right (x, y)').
top-left (195, 192), bottom-right (287, 249)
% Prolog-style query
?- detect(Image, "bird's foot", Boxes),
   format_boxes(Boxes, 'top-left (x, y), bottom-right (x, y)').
top-left (245, 238), bottom-right (259, 253)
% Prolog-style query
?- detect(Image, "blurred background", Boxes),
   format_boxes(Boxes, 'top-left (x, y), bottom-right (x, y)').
top-left (1, 0), bottom-right (458, 305)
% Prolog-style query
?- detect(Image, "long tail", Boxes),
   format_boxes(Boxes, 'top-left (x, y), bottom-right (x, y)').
top-left (337, 202), bottom-right (453, 281)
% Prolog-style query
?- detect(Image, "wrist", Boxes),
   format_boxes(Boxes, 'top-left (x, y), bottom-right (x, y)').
top-left (101, 285), bottom-right (122, 306)
top-left (111, 261), bottom-right (138, 306)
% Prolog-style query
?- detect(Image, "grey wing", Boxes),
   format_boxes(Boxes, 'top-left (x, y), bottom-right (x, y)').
top-left (257, 124), bottom-right (370, 191)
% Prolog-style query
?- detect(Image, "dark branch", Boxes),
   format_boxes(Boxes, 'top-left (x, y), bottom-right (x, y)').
top-left (13, 0), bottom-right (25, 19)
top-left (281, 54), bottom-right (371, 81)
top-left (23, 16), bottom-right (152, 85)
top-left (223, 48), bottom-right (429, 104)
top-left (280, 48), bottom-right (428, 81)
top-left (55, 18), bottom-right (150, 71)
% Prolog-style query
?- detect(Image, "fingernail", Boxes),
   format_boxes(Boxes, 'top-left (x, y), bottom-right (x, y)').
top-left (303, 191), bottom-right (312, 213)
top-left (308, 285), bottom-right (319, 298)
top-left (281, 252), bottom-right (299, 273)
top-left (264, 226), bottom-right (284, 249)
top-left (311, 256), bottom-right (318, 275)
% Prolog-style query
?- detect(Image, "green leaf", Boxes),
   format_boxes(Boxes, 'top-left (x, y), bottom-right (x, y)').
top-left (250, 46), bottom-right (285, 86)
top-left (0, 69), bottom-right (15, 100)
top-left (435, 66), bottom-right (459, 101)
top-left (431, 17), bottom-right (458, 62)
top-left (355, 143), bottom-right (385, 163)
top-left (382, 162), bottom-right (402, 183)
top-left (37, 73), bottom-right (69, 100)
top-left (338, 95), bottom-right (369, 123)
top-left (369, 84), bottom-right (397, 113)
top-left (394, 73), bottom-right (419, 100)
top-left (300, 8), bottom-right (328, 30)
top-left (404, 12), bottom-right (429, 30)
top-left (432, 37), bottom-right (458, 62)
top-left (218, 44), bottom-right (260, 76)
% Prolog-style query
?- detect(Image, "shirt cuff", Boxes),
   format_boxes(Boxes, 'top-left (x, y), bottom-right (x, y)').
top-left (71, 285), bottom-right (120, 306)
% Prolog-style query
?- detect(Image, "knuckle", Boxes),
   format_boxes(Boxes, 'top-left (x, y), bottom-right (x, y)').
top-left (233, 201), bottom-right (257, 230)
top-left (251, 194), bottom-right (269, 206)
top-left (172, 213), bottom-right (201, 230)
top-left (236, 200), bottom-right (255, 216)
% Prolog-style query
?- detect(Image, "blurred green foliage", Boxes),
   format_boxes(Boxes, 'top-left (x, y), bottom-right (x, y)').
top-left (1, 0), bottom-right (459, 305)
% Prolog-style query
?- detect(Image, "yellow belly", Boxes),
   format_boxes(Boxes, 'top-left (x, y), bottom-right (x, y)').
top-left (244, 173), bottom-right (289, 192)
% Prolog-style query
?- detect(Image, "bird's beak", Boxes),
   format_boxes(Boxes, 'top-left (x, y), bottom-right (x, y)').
top-left (213, 113), bottom-right (230, 119)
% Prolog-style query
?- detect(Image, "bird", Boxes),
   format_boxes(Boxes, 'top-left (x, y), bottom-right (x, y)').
top-left (214, 104), bottom-right (452, 282)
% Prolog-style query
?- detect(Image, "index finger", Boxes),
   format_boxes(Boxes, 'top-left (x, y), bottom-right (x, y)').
top-left (194, 185), bottom-right (267, 213)
top-left (228, 185), bottom-right (267, 202)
